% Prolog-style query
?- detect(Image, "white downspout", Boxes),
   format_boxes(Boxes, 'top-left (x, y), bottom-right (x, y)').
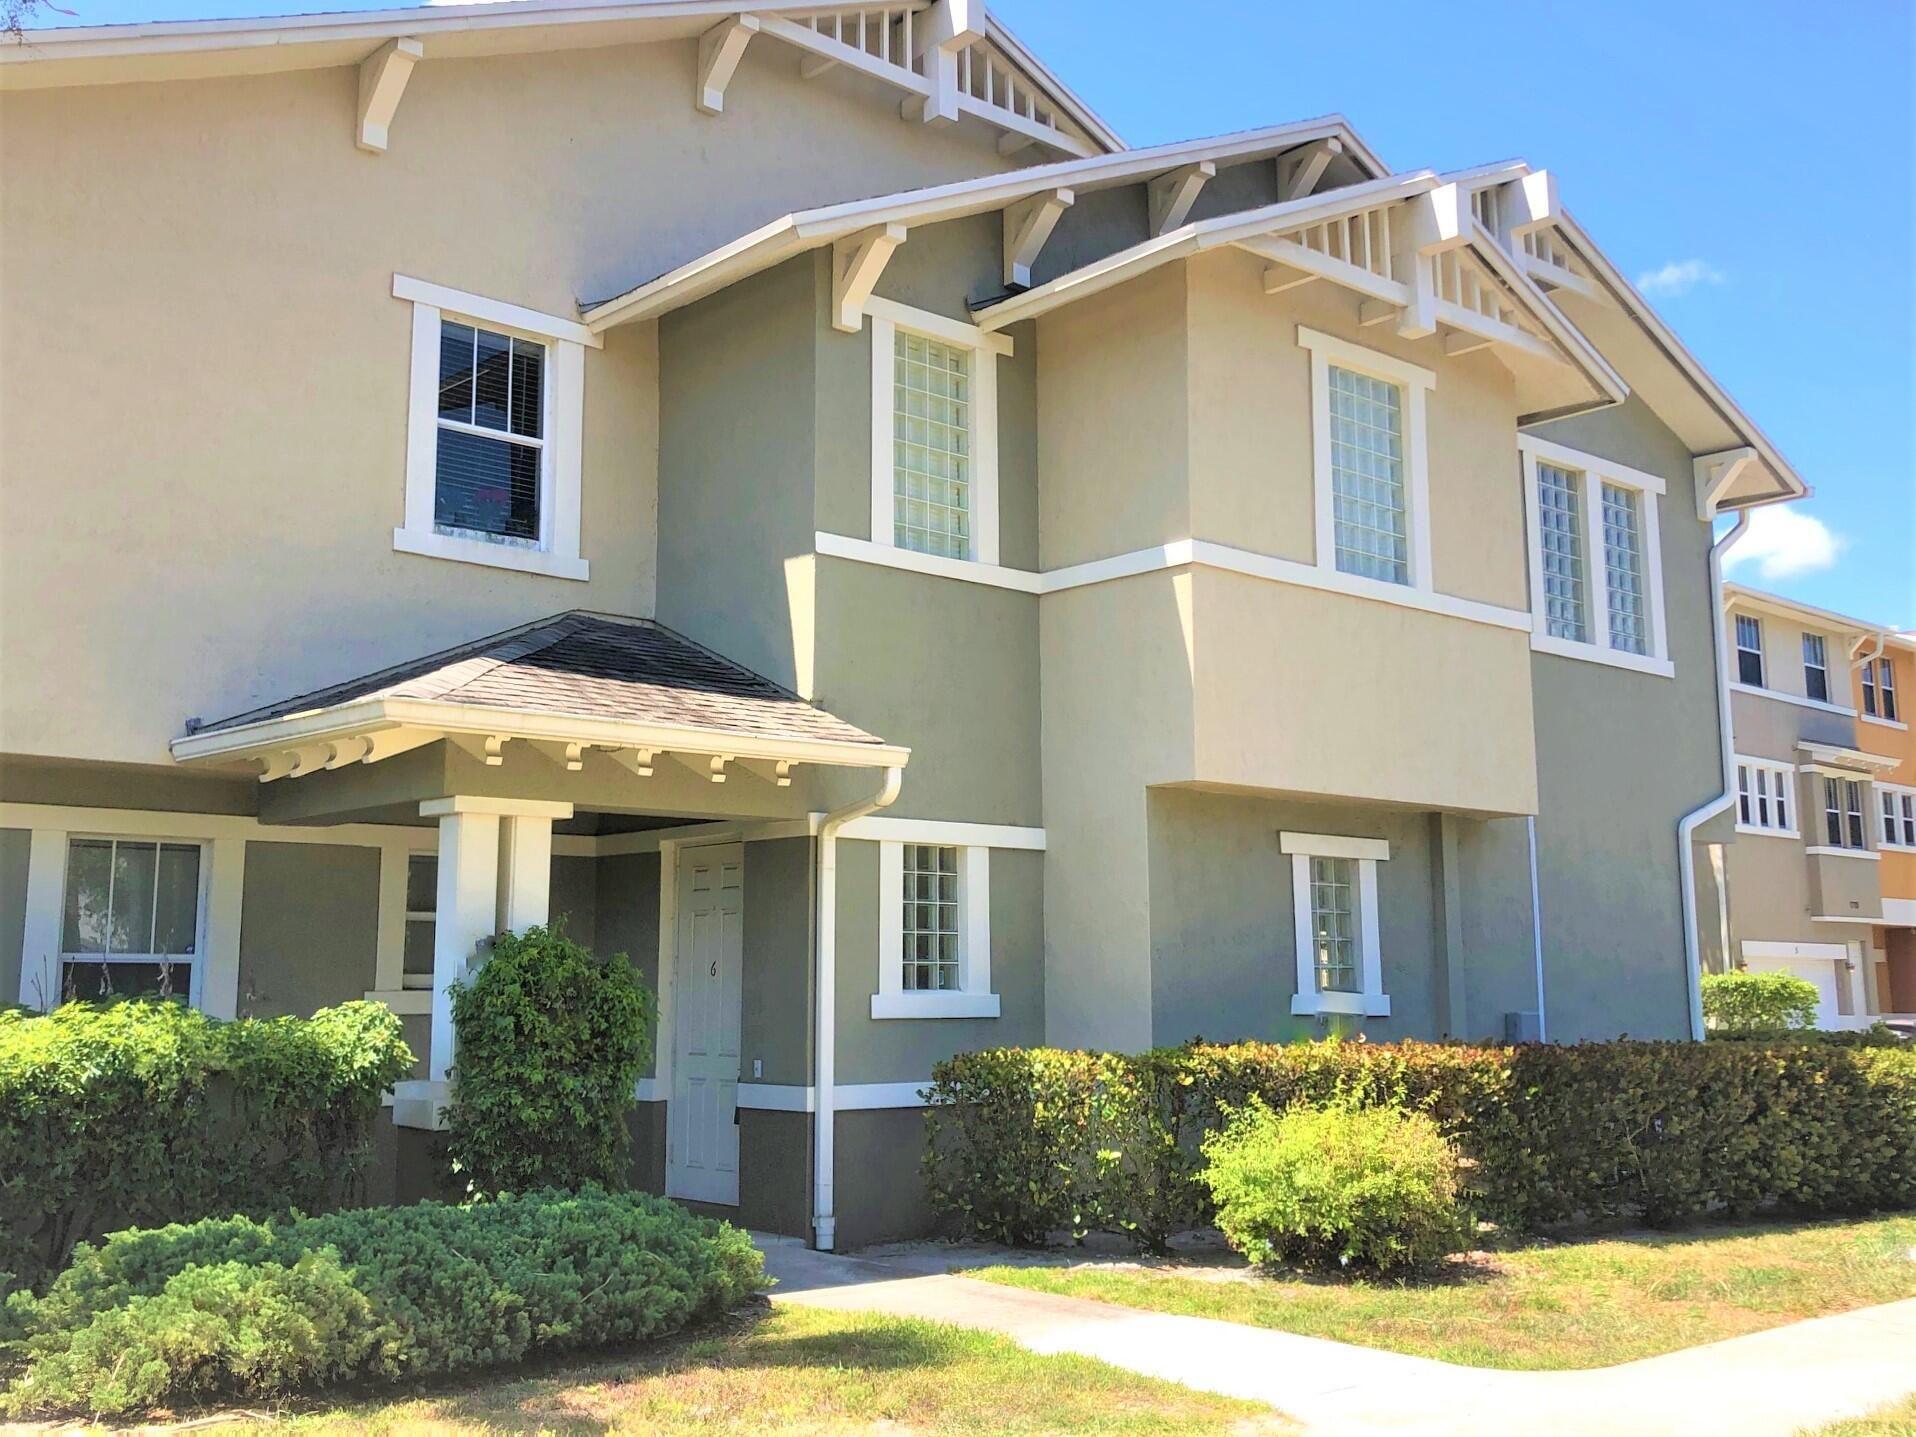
top-left (813, 765), bottom-right (904, 1251)
top-left (1677, 509), bottom-right (1750, 1040)
top-left (1526, 815), bottom-right (1548, 1043)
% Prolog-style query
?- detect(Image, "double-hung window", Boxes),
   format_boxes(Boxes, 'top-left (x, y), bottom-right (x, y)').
top-left (403, 854), bottom-right (438, 990)
top-left (872, 832), bottom-right (1000, 1019)
top-left (1880, 785), bottom-right (1916, 850)
top-left (1822, 777), bottom-right (1867, 851)
top-left (866, 300), bottom-right (1003, 567)
top-left (394, 275), bottom-right (591, 580)
top-left (1735, 615), bottom-right (1766, 688)
top-left (1868, 658), bottom-right (1900, 722)
top-left (59, 836), bottom-right (205, 1005)
top-left (1734, 757), bottom-right (1797, 836)
top-left (1520, 438), bottom-right (1669, 675)
top-left (1282, 832), bottom-right (1390, 1018)
top-left (1302, 328), bottom-right (1433, 593)
top-left (1802, 633), bottom-right (1830, 703)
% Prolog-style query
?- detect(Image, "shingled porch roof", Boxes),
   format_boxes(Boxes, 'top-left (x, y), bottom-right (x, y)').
top-left (170, 611), bottom-right (907, 784)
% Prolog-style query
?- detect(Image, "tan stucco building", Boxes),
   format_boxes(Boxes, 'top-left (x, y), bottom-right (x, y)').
top-left (2, 0), bottom-right (1814, 1247)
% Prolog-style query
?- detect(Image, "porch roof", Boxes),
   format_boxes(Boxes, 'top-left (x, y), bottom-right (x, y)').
top-left (170, 610), bottom-right (908, 781)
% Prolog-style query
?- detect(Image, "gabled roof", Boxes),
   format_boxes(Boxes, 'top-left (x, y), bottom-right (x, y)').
top-left (173, 611), bottom-right (906, 778)
top-left (580, 116), bottom-right (1387, 327)
top-left (1722, 584), bottom-right (1894, 645)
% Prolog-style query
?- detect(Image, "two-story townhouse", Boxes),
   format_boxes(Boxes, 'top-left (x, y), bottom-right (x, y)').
top-left (1706, 586), bottom-right (1909, 1026)
top-left (2, 0), bottom-right (1808, 1249)
top-left (1859, 633), bottom-right (1916, 1016)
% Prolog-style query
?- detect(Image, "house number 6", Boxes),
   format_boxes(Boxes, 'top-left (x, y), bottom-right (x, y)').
top-left (710, 959), bottom-right (718, 977)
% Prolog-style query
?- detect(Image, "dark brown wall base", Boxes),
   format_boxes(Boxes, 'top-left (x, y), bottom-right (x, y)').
top-left (832, 1107), bottom-right (939, 1251)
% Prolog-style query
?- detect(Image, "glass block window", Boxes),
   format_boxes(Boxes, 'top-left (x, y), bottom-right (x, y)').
top-left (1308, 855), bottom-right (1359, 994)
top-left (893, 331), bottom-right (972, 559)
top-left (435, 319), bottom-right (544, 542)
top-left (1327, 365), bottom-right (1408, 584)
top-left (59, 837), bottom-right (202, 1004)
top-left (404, 854), bottom-right (437, 987)
top-left (1536, 462), bottom-right (1588, 642)
top-left (1802, 633), bottom-right (1829, 703)
top-left (1601, 481), bottom-right (1647, 655)
top-left (1736, 615), bottom-right (1765, 687)
top-left (900, 843), bottom-right (961, 992)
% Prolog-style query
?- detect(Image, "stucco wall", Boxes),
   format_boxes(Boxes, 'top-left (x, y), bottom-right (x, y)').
top-left (0, 38), bottom-right (1018, 767)
top-left (1524, 394), bottom-right (1734, 1040)
top-left (0, 828), bottom-right (27, 1005)
top-left (741, 837), bottom-right (814, 1087)
top-left (236, 842), bottom-right (380, 1018)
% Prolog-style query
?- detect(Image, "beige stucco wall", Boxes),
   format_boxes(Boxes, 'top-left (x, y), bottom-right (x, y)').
top-left (0, 38), bottom-right (1016, 768)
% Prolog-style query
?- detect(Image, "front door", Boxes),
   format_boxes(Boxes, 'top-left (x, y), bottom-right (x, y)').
top-left (667, 843), bottom-right (744, 1205)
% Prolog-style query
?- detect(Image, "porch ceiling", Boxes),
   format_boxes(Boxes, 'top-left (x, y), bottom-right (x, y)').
top-left (169, 610), bottom-right (908, 785)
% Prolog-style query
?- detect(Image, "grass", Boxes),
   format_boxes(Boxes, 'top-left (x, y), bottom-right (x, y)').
top-left (1800, 1394), bottom-right (1916, 1436)
top-left (222, 1304), bottom-right (1290, 1436)
top-left (970, 1214), bottom-right (1916, 1372)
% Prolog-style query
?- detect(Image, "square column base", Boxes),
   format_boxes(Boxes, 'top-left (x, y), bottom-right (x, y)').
top-left (392, 1078), bottom-right (451, 1131)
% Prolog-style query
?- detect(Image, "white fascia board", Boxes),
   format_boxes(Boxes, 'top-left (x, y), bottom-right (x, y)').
top-left (1723, 583), bottom-right (1891, 644)
top-left (583, 117), bottom-right (1387, 331)
top-left (975, 172), bottom-right (1437, 331)
top-left (169, 696), bottom-right (911, 771)
top-left (980, 12), bottom-right (1125, 155)
top-left (1460, 216), bottom-right (1626, 406)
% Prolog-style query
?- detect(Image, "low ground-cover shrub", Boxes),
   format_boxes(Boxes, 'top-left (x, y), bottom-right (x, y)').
top-left (1702, 970), bottom-right (1820, 1033)
top-left (1201, 1101), bottom-right (1470, 1272)
top-left (445, 925), bottom-right (655, 1195)
top-left (0, 1000), bottom-right (413, 1289)
top-left (0, 1188), bottom-right (763, 1419)
top-left (924, 1039), bottom-right (1916, 1250)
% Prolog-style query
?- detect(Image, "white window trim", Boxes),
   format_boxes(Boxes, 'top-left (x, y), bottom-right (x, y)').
top-left (393, 275), bottom-right (590, 582)
top-left (1299, 326), bottom-right (1434, 594)
top-left (1802, 633), bottom-right (1831, 704)
top-left (1518, 435), bottom-right (1671, 678)
top-left (871, 834), bottom-right (1000, 1020)
top-left (1878, 782), bottom-right (1916, 853)
top-left (867, 296), bottom-right (1009, 568)
top-left (1733, 754), bottom-right (1800, 838)
top-left (1279, 830), bottom-right (1390, 1018)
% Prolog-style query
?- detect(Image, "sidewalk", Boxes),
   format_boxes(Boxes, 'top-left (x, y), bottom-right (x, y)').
top-left (757, 1238), bottom-right (1916, 1436)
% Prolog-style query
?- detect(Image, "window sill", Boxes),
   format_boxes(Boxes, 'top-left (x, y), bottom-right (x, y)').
top-left (817, 532), bottom-right (1032, 593)
top-left (1530, 631), bottom-right (1675, 678)
top-left (1804, 846), bottom-right (1880, 862)
top-left (1735, 825), bottom-right (1801, 840)
top-left (870, 991), bottom-right (1001, 1020)
top-left (1291, 991), bottom-right (1391, 1018)
top-left (1861, 713), bottom-right (1909, 731)
top-left (393, 526), bottom-right (589, 581)
top-left (1728, 683), bottom-right (1857, 718)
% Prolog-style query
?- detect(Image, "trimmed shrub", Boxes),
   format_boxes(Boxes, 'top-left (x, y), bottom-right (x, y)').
top-left (1, 1188), bottom-right (764, 1420)
top-left (1201, 1101), bottom-right (1471, 1271)
top-left (924, 1038), bottom-right (1916, 1248)
top-left (0, 1000), bottom-right (413, 1290)
top-left (445, 925), bottom-right (656, 1195)
top-left (1702, 970), bottom-right (1820, 1033)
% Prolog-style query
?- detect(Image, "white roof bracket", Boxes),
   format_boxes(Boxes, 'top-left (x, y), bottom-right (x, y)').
top-left (908, 0), bottom-right (982, 125)
top-left (1148, 161), bottom-right (1214, 237)
top-left (696, 14), bottom-right (760, 116)
top-left (1694, 446), bottom-right (1758, 521)
top-left (1003, 187), bottom-right (1074, 288)
top-left (356, 37), bottom-right (421, 154)
top-left (832, 222), bottom-right (907, 333)
top-left (1278, 137), bottom-right (1342, 200)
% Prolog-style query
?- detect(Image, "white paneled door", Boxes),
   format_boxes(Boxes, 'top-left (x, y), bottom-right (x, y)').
top-left (667, 844), bottom-right (744, 1205)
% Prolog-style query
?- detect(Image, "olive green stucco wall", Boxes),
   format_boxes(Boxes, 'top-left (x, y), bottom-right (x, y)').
top-left (742, 837), bottom-right (815, 1086)
top-left (0, 827), bottom-right (27, 1004)
top-left (237, 842), bottom-right (379, 1018)
top-left (1524, 394), bottom-right (1728, 1040)
top-left (593, 851), bottom-right (661, 1076)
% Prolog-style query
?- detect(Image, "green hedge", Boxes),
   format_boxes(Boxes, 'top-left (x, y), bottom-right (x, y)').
top-left (0, 1188), bottom-right (764, 1419)
top-left (1702, 970), bottom-right (1820, 1032)
top-left (923, 1039), bottom-right (1916, 1250)
top-left (0, 1000), bottom-right (413, 1289)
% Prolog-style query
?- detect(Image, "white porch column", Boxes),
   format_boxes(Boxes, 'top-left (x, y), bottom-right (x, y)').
top-left (395, 796), bottom-right (571, 1128)
top-left (497, 814), bottom-right (554, 933)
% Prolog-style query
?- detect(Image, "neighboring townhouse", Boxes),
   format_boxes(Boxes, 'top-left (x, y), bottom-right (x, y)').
top-left (1706, 585), bottom-right (1912, 1025)
top-left (1, 0), bottom-right (1807, 1249)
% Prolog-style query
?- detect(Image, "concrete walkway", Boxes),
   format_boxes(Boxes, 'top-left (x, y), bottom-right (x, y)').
top-left (757, 1237), bottom-right (1916, 1436)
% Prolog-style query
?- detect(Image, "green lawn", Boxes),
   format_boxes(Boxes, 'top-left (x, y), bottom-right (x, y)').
top-left (1800, 1394), bottom-right (1916, 1436)
top-left (971, 1214), bottom-right (1916, 1371)
top-left (229, 1305), bottom-right (1289, 1436)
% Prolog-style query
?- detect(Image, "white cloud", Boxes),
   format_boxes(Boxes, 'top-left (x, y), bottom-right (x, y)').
top-left (1635, 259), bottom-right (1727, 298)
top-left (1723, 505), bottom-right (1845, 581)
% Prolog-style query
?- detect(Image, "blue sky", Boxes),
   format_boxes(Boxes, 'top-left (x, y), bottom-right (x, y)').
top-left (28, 0), bottom-right (1914, 626)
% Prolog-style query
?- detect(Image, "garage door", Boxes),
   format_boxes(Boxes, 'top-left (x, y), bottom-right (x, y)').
top-left (1743, 952), bottom-right (1843, 1029)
